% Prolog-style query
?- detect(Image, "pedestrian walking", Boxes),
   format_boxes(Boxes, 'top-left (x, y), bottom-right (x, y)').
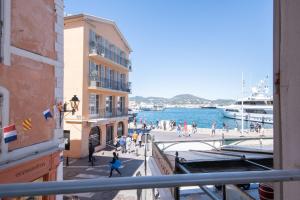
top-left (138, 133), bottom-right (142, 148)
top-left (250, 122), bottom-right (254, 132)
top-left (114, 136), bottom-right (120, 151)
top-left (126, 136), bottom-right (132, 154)
top-left (133, 117), bottom-right (137, 128)
top-left (163, 120), bottom-right (166, 131)
top-left (119, 136), bottom-right (126, 153)
top-left (132, 131), bottom-right (138, 146)
top-left (222, 122), bottom-right (226, 132)
top-left (184, 121), bottom-right (188, 136)
top-left (211, 121), bottom-right (216, 136)
top-left (193, 122), bottom-right (198, 134)
top-left (176, 124), bottom-right (182, 137)
top-left (109, 152), bottom-right (121, 177)
top-left (88, 142), bottom-right (95, 163)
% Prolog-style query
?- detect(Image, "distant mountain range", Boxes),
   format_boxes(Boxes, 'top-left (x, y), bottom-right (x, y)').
top-left (129, 94), bottom-right (235, 106)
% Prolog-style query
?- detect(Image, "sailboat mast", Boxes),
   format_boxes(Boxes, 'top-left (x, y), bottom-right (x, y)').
top-left (241, 73), bottom-right (244, 136)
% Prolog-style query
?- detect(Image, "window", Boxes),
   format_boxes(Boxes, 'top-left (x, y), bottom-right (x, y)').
top-left (89, 30), bottom-right (96, 53)
top-left (88, 29), bottom-right (129, 68)
top-left (120, 74), bottom-right (126, 90)
top-left (105, 66), bottom-right (110, 88)
top-left (105, 96), bottom-right (113, 114)
top-left (118, 96), bottom-right (125, 113)
top-left (89, 60), bottom-right (98, 78)
top-left (245, 109), bottom-right (267, 114)
top-left (0, 87), bottom-right (9, 150)
top-left (89, 94), bottom-right (99, 116)
top-left (110, 69), bottom-right (114, 88)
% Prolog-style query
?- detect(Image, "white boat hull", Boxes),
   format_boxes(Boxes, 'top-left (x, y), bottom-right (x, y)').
top-left (222, 109), bottom-right (273, 124)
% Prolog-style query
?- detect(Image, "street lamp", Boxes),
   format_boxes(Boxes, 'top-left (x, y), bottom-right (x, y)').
top-left (59, 95), bottom-right (80, 126)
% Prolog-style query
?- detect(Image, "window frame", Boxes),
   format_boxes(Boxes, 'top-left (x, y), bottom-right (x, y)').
top-left (0, 0), bottom-right (11, 65)
top-left (0, 86), bottom-right (9, 159)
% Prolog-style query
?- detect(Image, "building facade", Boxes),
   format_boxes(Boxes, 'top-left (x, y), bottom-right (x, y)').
top-left (64, 14), bottom-right (132, 158)
top-left (0, 0), bottom-right (64, 199)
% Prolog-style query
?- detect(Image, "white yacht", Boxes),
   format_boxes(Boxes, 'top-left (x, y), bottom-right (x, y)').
top-left (221, 78), bottom-right (273, 124)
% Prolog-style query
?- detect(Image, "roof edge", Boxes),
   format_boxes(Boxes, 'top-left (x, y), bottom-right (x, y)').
top-left (64, 13), bottom-right (132, 52)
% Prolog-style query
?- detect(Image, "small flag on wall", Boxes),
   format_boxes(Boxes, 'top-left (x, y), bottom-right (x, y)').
top-left (43, 109), bottom-right (53, 120)
top-left (56, 102), bottom-right (63, 112)
top-left (22, 118), bottom-right (32, 131)
top-left (3, 124), bottom-right (18, 143)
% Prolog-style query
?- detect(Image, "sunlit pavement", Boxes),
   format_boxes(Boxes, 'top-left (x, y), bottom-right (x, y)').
top-left (150, 128), bottom-right (273, 142)
top-left (63, 146), bottom-right (152, 200)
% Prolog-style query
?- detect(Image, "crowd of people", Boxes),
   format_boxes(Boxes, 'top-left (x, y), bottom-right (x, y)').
top-left (89, 118), bottom-right (267, 177)
top-left (132, 117), bottom-right (267, 137)
top-left (114, 131), bottom-right (144, 154)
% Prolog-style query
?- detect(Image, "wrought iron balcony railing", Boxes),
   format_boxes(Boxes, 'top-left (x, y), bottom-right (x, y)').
top-left (89, 45), bottom-right (131, 70)
top-left (89, 108), bottom-right (128, 119)
top-left (89, 76), bottom-right (131, 93)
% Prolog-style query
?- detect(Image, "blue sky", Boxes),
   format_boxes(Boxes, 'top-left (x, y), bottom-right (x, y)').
top-left (65, 0), bottom-right (273, 100)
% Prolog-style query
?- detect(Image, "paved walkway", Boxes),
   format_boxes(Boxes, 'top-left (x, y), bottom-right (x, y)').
top-left (149, 128), bottom-right (273, 142)
top-left (63, 146), bottom-right (152, 200)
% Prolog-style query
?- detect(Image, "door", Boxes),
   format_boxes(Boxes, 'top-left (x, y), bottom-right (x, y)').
top-left (106, 125), bottom-right (114, 144)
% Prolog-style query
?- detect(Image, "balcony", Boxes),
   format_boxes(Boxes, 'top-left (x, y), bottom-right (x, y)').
top-left (89, 108), bottom-right (128, 119)
top-left (89, 77), bottom-right (131, 93)
top-left (89, 46), bottom-right (132, 71)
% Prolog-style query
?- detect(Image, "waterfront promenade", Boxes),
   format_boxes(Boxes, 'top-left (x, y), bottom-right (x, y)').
top-left (129, 122), bottom-right (273, 142)
top-left (62, 126), bottom-right (272, 199)
top-left (150, 127), bottom-right (273, 142)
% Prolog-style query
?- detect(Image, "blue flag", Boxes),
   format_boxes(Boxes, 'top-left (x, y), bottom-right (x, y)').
top-left (43, 109), bottom-right (53, 120)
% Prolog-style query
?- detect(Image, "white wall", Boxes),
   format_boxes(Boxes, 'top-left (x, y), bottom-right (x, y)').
top-left (274, 0), bottom-right (300, 199)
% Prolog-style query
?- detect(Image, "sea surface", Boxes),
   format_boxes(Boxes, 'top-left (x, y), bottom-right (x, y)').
top-left (136, 108), bottom-right (273, 129)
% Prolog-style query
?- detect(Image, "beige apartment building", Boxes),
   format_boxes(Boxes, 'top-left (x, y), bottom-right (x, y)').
top-left (64, 14), bottom-right (132, 158)
top-left (0, 0), bottom-right (64, 199)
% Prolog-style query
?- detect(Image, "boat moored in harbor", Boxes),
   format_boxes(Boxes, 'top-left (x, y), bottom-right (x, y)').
top-left (220, 77), bottom-right (273, 124)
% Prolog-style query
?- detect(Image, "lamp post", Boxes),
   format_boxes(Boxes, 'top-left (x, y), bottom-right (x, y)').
top-left (60, 95), bottom-right (79, 167)
top-left (59, 95), bottom-right (80, 127)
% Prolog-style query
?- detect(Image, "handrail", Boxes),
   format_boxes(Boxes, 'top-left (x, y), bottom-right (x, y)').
top-left (1, 169), bottom-right (300, 197)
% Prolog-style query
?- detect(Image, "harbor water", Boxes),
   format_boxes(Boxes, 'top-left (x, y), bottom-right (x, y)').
top-left (136, 108), bottom-right (273, 129)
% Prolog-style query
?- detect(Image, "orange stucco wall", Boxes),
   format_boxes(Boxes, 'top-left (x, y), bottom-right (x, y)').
top-left (1, 0), bottom-right (57, 150)
top-left (64, 15), bottom-right (130, 158)
top-left (11, 0), bottom-right (56, 59)
top-left (0, 54), bottom-right (55, 150)
top-left (0, 151), bottom-right (60, 184)
top-left (88, 21), bottom-right (130, 56)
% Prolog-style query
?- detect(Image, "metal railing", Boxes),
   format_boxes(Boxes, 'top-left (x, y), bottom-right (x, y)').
top-left (89, 76), bottom-right (131, 93)
top-left (89, 45), bottom-right (131, 69)
top-left (0, 170), bottom-right (300, 198)
top-left (89, 107), bottom-right (128, 119)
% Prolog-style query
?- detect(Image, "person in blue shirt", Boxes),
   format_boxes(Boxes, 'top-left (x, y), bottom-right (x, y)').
top-left (109, 152), bottom-right (121, 177)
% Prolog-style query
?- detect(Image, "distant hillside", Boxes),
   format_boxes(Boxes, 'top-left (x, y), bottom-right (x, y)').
top-left (169, 94), bottom-right (210, 105)
top-left (129, 96), bottom-right (168, 104)
top-left (130, 94), bottom-right (235, 106)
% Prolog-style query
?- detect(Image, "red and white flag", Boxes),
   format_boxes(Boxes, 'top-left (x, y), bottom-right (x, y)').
top-left (3, 124), bottom-right (17, 143)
